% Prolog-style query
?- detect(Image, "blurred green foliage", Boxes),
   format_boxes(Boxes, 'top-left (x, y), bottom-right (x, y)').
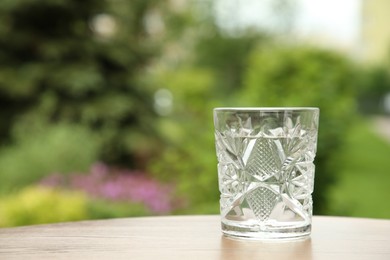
top-left (0, 186), bottom-right (151, 227)
top-left (0, 0), bottom-right (388, 226)
top-left (0, 123), bottom-right (100, 193)
top-left (194, 27), bottom-right (267, 95)
top-left (148, 66), bottom-right (219, 210)
top-left (86, 200), bottom-right (150, 219)
top-left (356, 66), bottom-right (390, 114)
top-left (0, 186), bottom-right (88, 227)
top-left (328, 119), bottom-right (390, 218)
top-left (0, 0), bottom-right (162, 168)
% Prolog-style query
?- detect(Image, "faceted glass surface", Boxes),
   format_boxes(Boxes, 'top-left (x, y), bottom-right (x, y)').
top-left (214, 108), bottom-right (319, 239)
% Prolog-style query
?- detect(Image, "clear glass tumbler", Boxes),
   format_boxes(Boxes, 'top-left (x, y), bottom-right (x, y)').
top-left (214, 107), bottom-right (319, 239)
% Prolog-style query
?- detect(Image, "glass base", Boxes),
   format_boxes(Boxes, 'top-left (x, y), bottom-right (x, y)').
top-left (221, 222), bottom-right (311, 240)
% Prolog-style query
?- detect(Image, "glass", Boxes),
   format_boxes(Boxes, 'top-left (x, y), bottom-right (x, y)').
top-left (213, 107), bottom-right (319, 239)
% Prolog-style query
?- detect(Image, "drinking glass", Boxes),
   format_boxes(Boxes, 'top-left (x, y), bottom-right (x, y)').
top-left (214, 107), bottom-right (319, 239)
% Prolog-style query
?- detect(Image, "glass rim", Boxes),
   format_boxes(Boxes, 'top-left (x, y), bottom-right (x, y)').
top-left (214, 107), bottom-right (319, 112)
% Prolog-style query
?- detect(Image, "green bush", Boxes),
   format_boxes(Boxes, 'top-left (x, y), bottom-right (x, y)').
top-left (328, 119), bottom-right (390, 218)
top-left (355, 66), bottom-right (390, 114)
top-left (0, 186), bottom-right (88, 227)
top-left (148, 67), bottom-right (220, 210)
top-left (0, 185), bottom-right (153, 227)
top-left (0, 123), bottom-right (101, 193)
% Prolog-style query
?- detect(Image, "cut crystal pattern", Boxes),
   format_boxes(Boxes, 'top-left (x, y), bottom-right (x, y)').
top-left (246, 186), bottom-right (279, 221)
top-left (244, 138), bottom-right (282, 181)
top-left (215, 110), bottom-right (318, 225)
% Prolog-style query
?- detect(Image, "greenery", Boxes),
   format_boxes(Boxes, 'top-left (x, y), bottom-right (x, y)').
top-left (328, 119), bottom-right (390, 218)
top-left (0, 185), bottom-right (152, 227)
top-left (356, 66), bottom-right (390, 114)
top-left (40, 163), bottom-right (178, 214)
top-left (0, 0), bottom-right (389, 226)
top-left (0, 123), bottom-right (100, 193)
top-left (87, 200), bottom-right (150, 219)
top-left (0, 160), bottom-right (178, 227)
top-left (0, 186), bottom-right (88, 227)
top-left (0, 0), bottom-right (163, 168)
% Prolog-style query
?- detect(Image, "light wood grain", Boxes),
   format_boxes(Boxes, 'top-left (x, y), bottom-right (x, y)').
top-left (0, 215), bottom-right (389, 259)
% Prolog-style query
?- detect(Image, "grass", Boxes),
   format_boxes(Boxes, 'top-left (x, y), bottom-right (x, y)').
top-left (328, 117), bottom-right (390, 219)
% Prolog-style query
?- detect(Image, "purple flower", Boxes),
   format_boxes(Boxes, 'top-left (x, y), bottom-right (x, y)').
top-left (40, 163), bottom-right (178, 214)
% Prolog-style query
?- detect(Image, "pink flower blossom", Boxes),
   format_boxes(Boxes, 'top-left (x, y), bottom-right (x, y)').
top-left (40, 162), bottom-right (177, 214)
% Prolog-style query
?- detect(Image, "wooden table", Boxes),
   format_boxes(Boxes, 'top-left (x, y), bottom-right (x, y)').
top-left (0, 215), bottom-right (389, 259)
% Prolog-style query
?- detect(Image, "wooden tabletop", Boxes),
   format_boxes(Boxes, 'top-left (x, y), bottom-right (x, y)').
top-left (0, 215), bottom-right (389, 259)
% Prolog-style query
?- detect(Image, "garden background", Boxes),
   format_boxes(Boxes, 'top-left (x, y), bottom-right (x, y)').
top-left (0, 0), bottom-right (389, 227)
